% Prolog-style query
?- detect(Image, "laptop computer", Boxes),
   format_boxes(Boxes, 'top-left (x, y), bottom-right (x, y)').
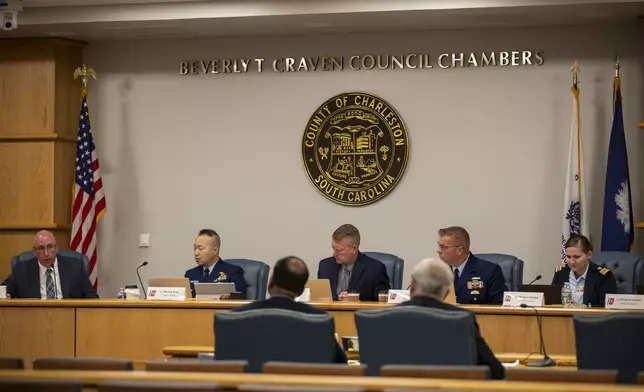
top-left (305, 279), bottom-right (333, 302)
top-left (517, 284), bottom-right (562, 305)
top-left (147, 277), bottom-right (193, 299)
top-left (193, 282), bottom-right (236, 299)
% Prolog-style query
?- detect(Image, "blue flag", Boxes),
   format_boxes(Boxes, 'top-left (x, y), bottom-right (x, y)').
top-left (601, 77), bottom-right (633, 251)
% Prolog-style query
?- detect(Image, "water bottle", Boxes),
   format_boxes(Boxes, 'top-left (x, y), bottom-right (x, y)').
top-left (561, 282), bottom-right (573, 307)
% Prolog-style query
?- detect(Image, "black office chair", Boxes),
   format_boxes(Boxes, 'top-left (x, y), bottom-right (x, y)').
top-left (11, 250), bottom-right (89, 271)
top-left (574, 313), bottom-right (644, 383)
top-left (363, 252), bottom-right (404, 289)
top-left (474, 253), bottom-right (524, 291)
top-left (225, 259), bottom-right (270, 300)
top-left (592, 251), bottom-right (644, 294)
top-left (214, 309), bottom-right (338, 373)
top-left (355, 306), bottom-right (477, 376)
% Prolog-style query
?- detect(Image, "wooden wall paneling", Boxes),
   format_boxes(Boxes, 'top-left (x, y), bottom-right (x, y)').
top-left (0, 141), bottom-right (54, 225)
top-left (53, 141), bottom-right (77, 225)
top-left (0, 40), bottom-right (55, 136)
top-left (54, 43), bottom-right (84, 139)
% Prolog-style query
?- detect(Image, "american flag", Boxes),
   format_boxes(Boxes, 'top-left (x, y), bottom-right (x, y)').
top-left (70, 92), bottom-right (106, 289)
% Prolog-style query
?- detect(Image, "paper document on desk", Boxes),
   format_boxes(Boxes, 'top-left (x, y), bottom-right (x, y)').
top-left (295, 288), bottom-right (311, 302)
top-left (387, 290), bottom-right (410, 304)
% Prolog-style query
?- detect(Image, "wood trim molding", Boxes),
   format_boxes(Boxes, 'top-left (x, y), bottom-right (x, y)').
top-left (0, 134), bottom-right (78, 143)
top-left (0, 224), bottom-right (72, 231)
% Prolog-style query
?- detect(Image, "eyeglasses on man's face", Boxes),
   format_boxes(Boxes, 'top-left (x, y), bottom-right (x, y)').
top-left (437, 243), bottom-right (461, 251)
top-left (34, 244), bottom-right (56, 253)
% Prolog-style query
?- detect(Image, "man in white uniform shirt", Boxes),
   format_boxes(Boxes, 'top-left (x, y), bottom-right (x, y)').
top-left (5, 230), bottom-right (98, 299)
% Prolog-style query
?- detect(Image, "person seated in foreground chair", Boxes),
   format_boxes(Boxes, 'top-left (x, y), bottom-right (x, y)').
top-left (318, 224), bottom-right (390, 301)
top-left (235, 256), bottom-right (347, 363)
top-left (184, 229), bottom-right (247, 297)
top-left (552, 234), bottom-right (617, 307)
top-left (398, 257), bottom-right (504, 379)
top-left (5, 230), bottom-right (98, 299)
top-left (437, 226), bottom-right (505, 304)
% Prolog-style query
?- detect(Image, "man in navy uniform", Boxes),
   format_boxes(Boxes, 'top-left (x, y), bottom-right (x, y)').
top-left (184, 229), bottom-right (247, 297)
top-left (235, 255), bottom-right (347, 363)
top-left (317, 224), bottom-right (390, 301)
top-left (437, 226), bottom-right (505, 305)
top-left (552, 234), bottom-right (617, 307)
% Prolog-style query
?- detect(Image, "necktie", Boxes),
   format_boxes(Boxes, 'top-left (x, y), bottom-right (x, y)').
top-left (453, 268), bottom-right (460, 285)
top-left (203, 267), bottom-right (210, 279)
top-left (45, 268), bottom-right (56, 299)
top-left (337, 265), bottom-right (351, 295)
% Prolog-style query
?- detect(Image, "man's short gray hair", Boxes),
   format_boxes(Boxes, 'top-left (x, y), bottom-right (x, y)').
top-left (410, 257), bottom-right (453, 300)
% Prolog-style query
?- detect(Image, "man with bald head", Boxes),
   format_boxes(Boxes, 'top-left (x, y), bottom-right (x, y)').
top-left (5, 230), bottom-right (98, 299)
top-left (234, 256), bottom-right (347, 363)
top-left (398, 258), bottom-right (504, 379)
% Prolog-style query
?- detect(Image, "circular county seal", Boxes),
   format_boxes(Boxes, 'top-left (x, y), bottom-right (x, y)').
top-left (302, 92), bottom-right (409, 206)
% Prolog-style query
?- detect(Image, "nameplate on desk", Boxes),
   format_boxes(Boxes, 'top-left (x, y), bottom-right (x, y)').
top-left (387, 289), bottom-right (410, 304)
top-left (605, 294), bottom-right (644, 310)
top-left (502, 291), bottom-right (544, 307)
top-left (147, 287), bottom-right (186, 301)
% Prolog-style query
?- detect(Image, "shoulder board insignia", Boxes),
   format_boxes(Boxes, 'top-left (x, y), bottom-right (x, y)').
top-left (598, 267), bottom-right (610, 275)
top-left (555, 264), bottom-right (565, 272)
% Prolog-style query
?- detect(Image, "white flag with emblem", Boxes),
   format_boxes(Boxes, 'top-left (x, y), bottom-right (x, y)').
top-left (561, 83), bottom-right (589, 261)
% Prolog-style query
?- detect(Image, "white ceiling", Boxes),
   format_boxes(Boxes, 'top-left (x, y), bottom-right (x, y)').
top-left (2, 0), bottom-right (644, 41)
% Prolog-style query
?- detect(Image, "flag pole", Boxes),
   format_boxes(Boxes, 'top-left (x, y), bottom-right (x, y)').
top-left (613, 54), bottom-right (620, 108)
top-left (614, 53), bottom-right (620, 78)
top-left (571, 60), bottom-right (580, 90)
top-left (70, 64), bottom-right (97, 220)
top-left (70, 63), bottom-right (104, 290)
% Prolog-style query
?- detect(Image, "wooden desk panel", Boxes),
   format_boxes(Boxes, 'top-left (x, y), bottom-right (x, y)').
top-left (0, 306), bottom-right (75, 365)
top-left (76, 308), bottom-right (215, 360)
top-left (477, 313), bottom-right (575, 355)
top-left (333, 307), bottom-right (577, 355)
top-left (0, 300), bottom-right (627, 362)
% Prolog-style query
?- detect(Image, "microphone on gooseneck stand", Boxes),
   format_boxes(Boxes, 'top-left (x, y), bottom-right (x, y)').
top-left (520, 303), bottom-right (555, 367)
top-left (136, 261), bottom-right (149, 299)
top-left (527, 275), bottom-right (542, 285)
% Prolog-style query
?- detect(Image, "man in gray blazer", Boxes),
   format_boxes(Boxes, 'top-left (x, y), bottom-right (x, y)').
top-left (5, 230), bottom-right (98, 299)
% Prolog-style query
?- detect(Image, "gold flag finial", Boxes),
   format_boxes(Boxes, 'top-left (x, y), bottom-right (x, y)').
top-left (73, 64), bottom-right (97, 90)
top-left (614, 53), bottom-right (620, 78)
top-left (571, 60), bottom-right (580, 89)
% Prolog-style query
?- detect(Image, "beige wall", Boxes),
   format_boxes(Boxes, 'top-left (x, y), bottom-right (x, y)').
top-left (83, 25), bottom-right (644, 297)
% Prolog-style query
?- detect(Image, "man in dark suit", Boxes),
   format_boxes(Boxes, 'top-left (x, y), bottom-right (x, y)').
top-left (235, 256), bottom-right (347, 363)
top-left (317, 224), bottom-right (390, 301)
top-left (437, 226), bottom-right (505, 305)
top-left (398, 257), bottom-right (504, 379)
top-left (5, 230), bottom-right (98, 299)
top-left (184, 229), bottom-right (247, 297)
